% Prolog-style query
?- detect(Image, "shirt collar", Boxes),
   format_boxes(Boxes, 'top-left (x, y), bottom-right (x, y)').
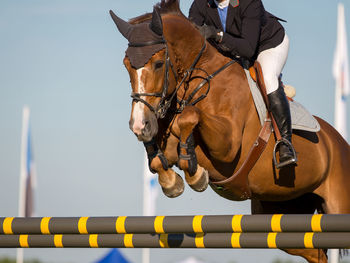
top-left (214, 0), bottom-right (229, 9)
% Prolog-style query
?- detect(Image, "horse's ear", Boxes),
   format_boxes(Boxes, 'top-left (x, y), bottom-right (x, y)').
top-left (150, 8), bottom-right (163, 36)
top-left (109, 10), bottom-right (132, 40)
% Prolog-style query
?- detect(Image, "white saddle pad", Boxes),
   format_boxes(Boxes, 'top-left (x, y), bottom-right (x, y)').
top-left (244, 70), bottom-right (320, 132)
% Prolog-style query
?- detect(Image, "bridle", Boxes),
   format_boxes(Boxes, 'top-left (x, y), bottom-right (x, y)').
top-left (130, 39), bottom-right (178, 119)
top-left (129, 38), bottom-right (236, 119)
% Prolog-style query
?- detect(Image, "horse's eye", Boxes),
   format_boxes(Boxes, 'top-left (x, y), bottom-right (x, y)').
top-left (154, 61), bottom-right (164, 70)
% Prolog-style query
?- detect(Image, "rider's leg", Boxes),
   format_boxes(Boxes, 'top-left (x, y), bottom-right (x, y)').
top-left (257, 34), bottom-right (297, 167)
top-left (268, 87), bottom-right (295, 163)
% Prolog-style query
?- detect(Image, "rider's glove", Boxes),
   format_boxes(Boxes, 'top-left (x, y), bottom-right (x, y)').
top-left (198, 24), bottom-right (222, 43)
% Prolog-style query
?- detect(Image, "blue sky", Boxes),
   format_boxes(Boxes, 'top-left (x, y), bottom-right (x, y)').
top-left (0, 0), bottom-right (349, 262)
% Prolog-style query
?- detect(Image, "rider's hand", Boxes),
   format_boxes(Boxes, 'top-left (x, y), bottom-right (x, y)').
top-left (198, 24), bottom-right (222, 42)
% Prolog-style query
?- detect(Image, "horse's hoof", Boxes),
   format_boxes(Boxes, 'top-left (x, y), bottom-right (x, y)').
top-left (186, 166), bottom-right (209, 192)
top-left (162, 172), bottom-right (185, 198)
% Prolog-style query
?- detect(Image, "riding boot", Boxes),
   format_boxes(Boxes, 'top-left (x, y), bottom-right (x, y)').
top-left (267, 87), bottom-right (297, 168)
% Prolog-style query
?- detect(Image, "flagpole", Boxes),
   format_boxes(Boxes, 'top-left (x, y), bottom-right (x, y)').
top-left (142, 151), bottom-right (159, 263)
top-left (19, 106), bottom-right (30, 217)
top-left (142, 152), bottom-right (150, 263)
top-left (17, 106), bottom-right (30, 263)
top-left (331, 3), bottom-right (349, 262)
top-left (333, 2), bottom-right (349, 140)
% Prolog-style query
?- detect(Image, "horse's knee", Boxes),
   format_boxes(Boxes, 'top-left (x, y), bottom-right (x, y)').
top-left (177, 106), bottom-right (200, 130)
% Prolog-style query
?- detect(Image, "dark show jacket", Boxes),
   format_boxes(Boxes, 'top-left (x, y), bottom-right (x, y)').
top-left (189, 0), bottom-right (285, 61)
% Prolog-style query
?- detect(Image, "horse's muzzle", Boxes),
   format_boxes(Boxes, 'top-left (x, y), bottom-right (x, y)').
top-left (129, 114), bottom-right (158, 142)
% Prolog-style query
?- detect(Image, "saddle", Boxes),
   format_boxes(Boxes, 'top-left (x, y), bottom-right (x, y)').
top-left (210, 62), bottom-right (320, 200)
top-left (248, 64), bottom-right (320, 132)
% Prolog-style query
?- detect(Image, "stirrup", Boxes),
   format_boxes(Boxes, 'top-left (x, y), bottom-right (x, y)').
top-left (273, 138), bottom-right (297, 169)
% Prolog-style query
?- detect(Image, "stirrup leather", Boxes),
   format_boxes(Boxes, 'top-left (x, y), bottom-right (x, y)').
top-left (273, 138), bottom-right (297, 169)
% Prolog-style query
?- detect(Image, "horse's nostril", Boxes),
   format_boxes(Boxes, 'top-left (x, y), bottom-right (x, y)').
top-left (142, 121), bottom-right (151, 136)
top-left (142, 120), bottom-right (149, 131)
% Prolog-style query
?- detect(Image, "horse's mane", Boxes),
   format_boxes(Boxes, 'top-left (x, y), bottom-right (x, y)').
top-left (129, 0), bottom-right (185, 25)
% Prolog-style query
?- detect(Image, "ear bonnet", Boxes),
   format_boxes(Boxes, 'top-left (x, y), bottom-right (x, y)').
top-left (110, 9), bottom-right (166, 69)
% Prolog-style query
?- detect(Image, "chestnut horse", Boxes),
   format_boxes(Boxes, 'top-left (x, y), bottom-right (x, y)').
top-left (110, 0), bottom-right (350, 262)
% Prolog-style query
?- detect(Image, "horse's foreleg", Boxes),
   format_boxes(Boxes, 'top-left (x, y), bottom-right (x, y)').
top-left (177, 106), bottom-right (209, 192)
top-left (149, 155), bottom-right (184, 198)
top-left (144, 139), bottom-right (184, 198)
top-left (179, 107), bottom-right (240, 163)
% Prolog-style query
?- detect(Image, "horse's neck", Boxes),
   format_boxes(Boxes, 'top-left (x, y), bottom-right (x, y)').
top-left (181, 42), bottom-right (259, 153)
top-left (163, 15), bottom-right (259, 150)
top-left (163, 15), bottom-right (208, 73)
top-left (169, 39), bottom-right (231, 99)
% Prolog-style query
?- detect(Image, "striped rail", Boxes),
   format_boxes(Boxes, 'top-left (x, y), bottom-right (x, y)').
top-left (1, 214), bottom-right (350, 235)
top-left (1, 215), bottom-right (350, 249)
top-left (0, 232), bottom-right (350, 249)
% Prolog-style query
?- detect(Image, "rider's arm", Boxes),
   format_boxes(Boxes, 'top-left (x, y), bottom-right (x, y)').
top-left (218, 0), bottom-right (263, 59)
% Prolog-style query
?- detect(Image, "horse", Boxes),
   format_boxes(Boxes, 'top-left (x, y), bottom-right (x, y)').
top-left (109, 0), bottom-right (350, 262)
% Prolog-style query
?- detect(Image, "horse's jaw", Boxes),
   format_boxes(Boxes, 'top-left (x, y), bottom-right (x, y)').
top-left (135, 133), bottom-right (155, 143)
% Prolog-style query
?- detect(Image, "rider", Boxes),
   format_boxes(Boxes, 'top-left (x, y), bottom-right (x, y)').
top-left (189, 0), bottom-right (297, 168)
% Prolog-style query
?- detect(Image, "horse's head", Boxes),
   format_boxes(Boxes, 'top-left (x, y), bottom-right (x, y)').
top-left (110, 8), bottom-right (177, 142)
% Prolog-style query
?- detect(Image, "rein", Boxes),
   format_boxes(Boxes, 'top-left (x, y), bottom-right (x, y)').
top-left (130, 39), bottom-right (236, 119)
top-left (177, 59), bottom-right (236, 112)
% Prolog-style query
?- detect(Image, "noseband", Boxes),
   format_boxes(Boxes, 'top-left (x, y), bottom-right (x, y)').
top-left (130, 38), bottom-right (236, 119)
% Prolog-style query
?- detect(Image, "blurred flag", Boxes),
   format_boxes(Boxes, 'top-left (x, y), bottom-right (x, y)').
top-left (17, 106), bottom-right (37, 263)
top-left (333, 3), bottom-right (349, 140)
top-left (143, 151), bottom-right (159, 217)
top-left (177, 257), bottom-right (205, 263)
top-left (331, 4), bottom-right (349, 262)
top-left (142, 151), bottom-right (159, 263)
top-left (18, 106), bottom-right (36, 218)
top-left (95, 248), bottom-right (130, 263)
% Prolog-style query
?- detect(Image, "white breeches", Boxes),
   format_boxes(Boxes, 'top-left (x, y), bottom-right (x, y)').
top-left (257, 34), bottom-right (289, 94)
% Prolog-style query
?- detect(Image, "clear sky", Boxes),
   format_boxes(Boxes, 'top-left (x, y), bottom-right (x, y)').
top-left (0, 0), bottom-right (349, 263)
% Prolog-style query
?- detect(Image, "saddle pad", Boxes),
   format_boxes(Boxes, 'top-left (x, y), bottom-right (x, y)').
top-left (244, 69), bottom-right (321, 132)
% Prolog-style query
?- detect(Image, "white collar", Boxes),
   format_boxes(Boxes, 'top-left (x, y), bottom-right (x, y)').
top-left (214, 0), bottom-right (230, 9)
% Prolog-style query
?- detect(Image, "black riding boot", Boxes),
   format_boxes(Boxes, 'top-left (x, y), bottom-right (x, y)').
top-left (268, 87), bottom-right (297, 168)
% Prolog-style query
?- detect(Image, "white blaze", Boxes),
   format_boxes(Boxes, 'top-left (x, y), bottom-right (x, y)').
top-left (132, 68), bottom-right (146, 134)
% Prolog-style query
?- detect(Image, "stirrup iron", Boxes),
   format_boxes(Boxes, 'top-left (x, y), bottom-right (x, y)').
top-left (273, 138), bottom-right (297, 169)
